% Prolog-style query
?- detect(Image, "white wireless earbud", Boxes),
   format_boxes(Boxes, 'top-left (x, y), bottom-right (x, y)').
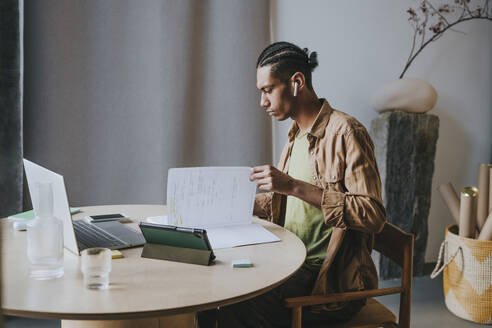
top-left (293, 82), bottom-right (298, 97)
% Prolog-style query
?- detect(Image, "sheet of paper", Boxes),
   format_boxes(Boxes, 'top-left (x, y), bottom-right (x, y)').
top-left (146, 215), bottom-right (169, 225)
top-left (206, 223), bottom-right (280, 249)
top-left (167, 167), bottom-right (256, 228)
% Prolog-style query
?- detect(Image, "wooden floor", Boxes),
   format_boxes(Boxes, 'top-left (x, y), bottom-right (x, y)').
top-left (5, 275), bottom-right (484, 328)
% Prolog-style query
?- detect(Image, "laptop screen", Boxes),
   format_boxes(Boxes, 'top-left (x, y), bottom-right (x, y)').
top-left (23, 159), bottom-right (80, 255)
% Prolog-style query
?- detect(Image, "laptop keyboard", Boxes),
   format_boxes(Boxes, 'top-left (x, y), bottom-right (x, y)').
top-left (73, 220), bottom-right (126, 249)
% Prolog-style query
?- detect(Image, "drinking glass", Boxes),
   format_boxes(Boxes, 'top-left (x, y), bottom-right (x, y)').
top-left (80, 248), bottom-right (111, 290)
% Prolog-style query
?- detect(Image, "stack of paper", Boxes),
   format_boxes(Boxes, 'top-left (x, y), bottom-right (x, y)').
top-left (153, 167), bottom-right (280, 249)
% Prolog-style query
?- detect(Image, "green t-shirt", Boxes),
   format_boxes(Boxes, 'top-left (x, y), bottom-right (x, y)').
top-left (285, 133), bottom-right (333, 266)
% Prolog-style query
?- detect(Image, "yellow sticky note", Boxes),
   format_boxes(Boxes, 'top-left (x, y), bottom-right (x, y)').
top-left (111, 250), bottom-right (124, 259)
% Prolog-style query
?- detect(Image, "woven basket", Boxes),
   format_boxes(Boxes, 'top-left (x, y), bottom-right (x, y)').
top-left (431, 224), bottom-right (492, 324)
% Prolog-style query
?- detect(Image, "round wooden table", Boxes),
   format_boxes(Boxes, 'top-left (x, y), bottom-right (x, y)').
top-left (2, 205), bottom-right (306, 327)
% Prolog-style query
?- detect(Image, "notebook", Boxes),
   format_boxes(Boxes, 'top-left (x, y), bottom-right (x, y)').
top-left (165, 167), bottom-right (280, 249)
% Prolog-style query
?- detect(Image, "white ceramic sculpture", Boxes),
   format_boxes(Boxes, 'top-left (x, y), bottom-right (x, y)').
top-left (371, 78), bottom-right (438, 113)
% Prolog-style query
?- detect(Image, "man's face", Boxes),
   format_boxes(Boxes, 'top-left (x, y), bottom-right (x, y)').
top-left (256, 65), bottom-right (294, 121)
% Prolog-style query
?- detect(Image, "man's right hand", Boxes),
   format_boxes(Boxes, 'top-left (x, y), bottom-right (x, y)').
top-left (250, 165), bottom-right (296, 195)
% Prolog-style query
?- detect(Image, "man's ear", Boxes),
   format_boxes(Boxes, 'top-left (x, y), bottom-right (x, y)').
top-left (291, 72), bottom-right (306, 95)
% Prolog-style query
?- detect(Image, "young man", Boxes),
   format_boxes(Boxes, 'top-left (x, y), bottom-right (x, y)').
top-left (198, 42), bottom-right (386, 327)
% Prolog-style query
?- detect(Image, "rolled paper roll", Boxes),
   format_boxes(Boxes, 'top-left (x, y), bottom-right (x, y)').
top-left (438, 182), bottom-right (460, 225)
top-left (478, 212), bottom-right (492, 241)
top-left (459, 186), bottom-right (478, 238)
top-left (477, 164), bottom-right (492, 230)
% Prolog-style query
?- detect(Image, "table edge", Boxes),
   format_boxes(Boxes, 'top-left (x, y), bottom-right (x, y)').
top-left (2, 204), bottom-right (306, 320)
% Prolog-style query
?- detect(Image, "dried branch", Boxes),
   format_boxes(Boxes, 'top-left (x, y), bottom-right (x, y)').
top-left (424, 0), bottom-right (450, 25)
top-left (400, 0), bottom-right (492, 78)
top-left (462, 0), bottom-right (474, 16)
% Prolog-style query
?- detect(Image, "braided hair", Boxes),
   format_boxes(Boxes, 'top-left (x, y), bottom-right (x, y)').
top-left (256, 41), bottom-right (319, 90)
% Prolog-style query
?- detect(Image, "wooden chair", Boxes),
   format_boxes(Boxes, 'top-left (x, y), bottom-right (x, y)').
top-left (284, 222), bottom-right (414, 328)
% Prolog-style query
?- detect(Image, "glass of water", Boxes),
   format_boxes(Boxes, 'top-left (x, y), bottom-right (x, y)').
top-left (80, 248), bottom-right (111, 290)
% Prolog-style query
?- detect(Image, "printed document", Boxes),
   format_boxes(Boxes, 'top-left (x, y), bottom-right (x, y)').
top-left (165, 167), bottom-right (280, 249)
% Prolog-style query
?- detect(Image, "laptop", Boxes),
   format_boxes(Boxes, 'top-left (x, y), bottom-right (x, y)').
top-left (23, 159), bottom-right (145, 255)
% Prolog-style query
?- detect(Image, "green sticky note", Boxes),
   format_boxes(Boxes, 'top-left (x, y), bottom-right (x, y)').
top-left (9, 210), bottom-right (35, 220)
top-left (232, 259), bottom-right (252, 268)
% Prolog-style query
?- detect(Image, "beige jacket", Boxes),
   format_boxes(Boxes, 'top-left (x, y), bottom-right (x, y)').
top-left (255, 99), bottom-right (386, 309)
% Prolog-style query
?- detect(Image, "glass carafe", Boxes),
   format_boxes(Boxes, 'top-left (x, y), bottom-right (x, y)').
top-left (27, 182), bottom-right (64, 279)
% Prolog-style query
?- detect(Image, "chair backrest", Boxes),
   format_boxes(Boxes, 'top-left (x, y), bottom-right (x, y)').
top-left (373, 222), bottom-right (414, 328)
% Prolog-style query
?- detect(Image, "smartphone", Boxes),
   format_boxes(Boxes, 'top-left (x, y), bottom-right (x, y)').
top-left (83, 213), bottom-right (128, 223)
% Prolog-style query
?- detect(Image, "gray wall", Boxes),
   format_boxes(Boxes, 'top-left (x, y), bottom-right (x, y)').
top-left (271, 0), bottom-right (492, 262)
top-left (24, 0), bottom-right (271, 207)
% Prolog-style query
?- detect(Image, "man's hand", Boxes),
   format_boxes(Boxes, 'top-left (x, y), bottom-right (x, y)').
top-left (251, 165), bottom-right (324, 209)
top-left (250, 165), bottom-right (296, 195)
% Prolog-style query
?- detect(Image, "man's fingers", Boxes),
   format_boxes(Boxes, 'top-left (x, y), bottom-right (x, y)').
top-left (250, 165), bottom-right (274, 181)
top-left (258, 183), bottom-right (273, 191)
top-left (252, 165), bottom-right (272, 173)
top-left (256, 177), bottom-right (273, 189)
top-left (250, 171), bottom-right (267, 180)
top-left (251, 166), bottom-right (262, 173)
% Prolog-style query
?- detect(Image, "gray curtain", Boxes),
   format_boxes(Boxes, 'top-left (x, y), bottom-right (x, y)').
top-left (0, 0), bottom-right (23, 217)
top-left (24, 0), bottom-right (272, 206)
